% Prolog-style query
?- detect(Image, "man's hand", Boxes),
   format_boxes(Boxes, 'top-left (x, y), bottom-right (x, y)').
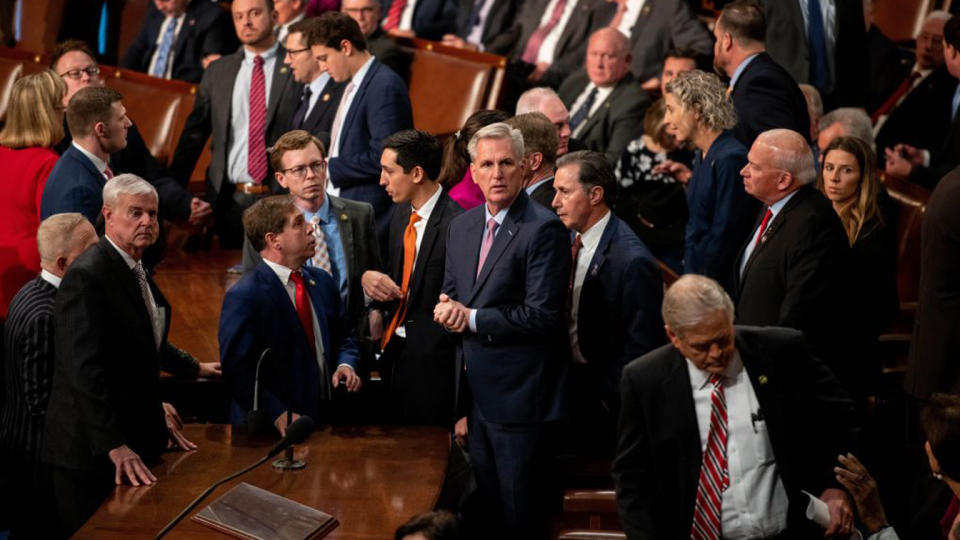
top-left (433, 293), bottom-right (469, 332)
top-left (368, 310), bottom-right (385, 342)
top-left (894, 143), bottom-right (925, 166)
top-left (163, 402), bottom-right (197, 451)
top-left (362, 270), bottom-right (402, 302)
top-left (652, 160), bottom-right (692, 184)
top-left (884, 147), bottom-right (914, 179)
top-left (387, 28), bottom-right (416, 38)
top-left (820, 487), bottom-right (855, 538)
top-left (198, 362), bottom-right (221, 378)
top-left (188, 197), bottom-right (212, 226)
top-left (108, 444), bottom-right (157, 486)
top-left (454, 416), bottom-right (468, 447)
top-left (527, 61), bottom-right (550, 83)
top-left (201, 53), bottom-right (221, 69)
top-left (641, 76), bottom-right (661, 91)
top-left (441, 34), bottom-right (478, 51)
top-left (274, 411), bottom-right (302, 437)
top-left (835, 453), bottom-right (887, 534)
top-left (332, 365), bottom-right (362, 392)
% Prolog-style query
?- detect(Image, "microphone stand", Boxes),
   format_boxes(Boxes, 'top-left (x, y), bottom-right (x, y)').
top-left (272, 402), bottom-right (304, 470)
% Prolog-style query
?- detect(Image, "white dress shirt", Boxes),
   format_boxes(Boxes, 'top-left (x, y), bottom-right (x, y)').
top-left (569, 82), bottom-right (615, 137)
top-left (228, 44), bottom-right (279, 185)
top-left (148, 14), bottom-right (186, 79)
top-left (398, 0), bottom-right (421, 31)
top-left (466, 0), bottom-right (496, 48)
top-left (738, 190), bottom-right (798, 277)
top-left (328, 55), bottom-right (376, 195)
top-left (40, 269), bottom-right (62, 289)
top-left (616, 0), bottom-right (646, 38)
top-left (534, 0), bottom-right (579, 65)
top-left (394, 184), bottom-right (442, 339)
top-left (71, 141), bottom-right (110, 179)
top-left (569, 210), bottom-right (610, 363)
top-left (105, 235), bottom-right (164, 349)
top-left (686, 352), bottom-right (789, 539)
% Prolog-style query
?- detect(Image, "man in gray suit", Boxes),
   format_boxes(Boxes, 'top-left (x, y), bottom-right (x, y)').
top-left (170, 0), bottom-right (303, 249)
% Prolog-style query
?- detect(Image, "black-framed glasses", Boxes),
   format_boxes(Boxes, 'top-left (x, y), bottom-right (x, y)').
top-left (343, 6), bottom-right (376, 15)
top-left (59, 66), bottom-right (100, 80)
top-left (279, 160), bottom-right (326, 178)
top-left (286, 47), bottom-right (311, 56)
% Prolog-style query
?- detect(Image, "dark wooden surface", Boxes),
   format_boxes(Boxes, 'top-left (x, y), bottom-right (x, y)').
top-left (76, 424), bottom-right (450, 539)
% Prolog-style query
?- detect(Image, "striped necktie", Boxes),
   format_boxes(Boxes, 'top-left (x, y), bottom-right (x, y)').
top-left (691, 374), bottom-right (728, 540)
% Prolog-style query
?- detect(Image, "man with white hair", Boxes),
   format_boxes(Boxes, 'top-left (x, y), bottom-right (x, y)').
top-left (736, 129), bottom-right (854, 391)
top-left (817, 107), bottom-right (874, 158)
top-left (42, 175), bottom-right (198, 536)
top-left (614, 274), bottom-right (858, 539)
top-left (516, 86), bottom-right (572, 157)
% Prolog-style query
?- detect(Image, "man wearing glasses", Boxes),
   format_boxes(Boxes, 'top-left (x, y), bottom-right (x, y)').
top-left (283, 18), bottom-right (345, 140)
top-left (341, 0), bottom-right (412, 84)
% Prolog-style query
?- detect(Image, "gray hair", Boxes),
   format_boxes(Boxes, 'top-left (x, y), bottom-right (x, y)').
top-left (467, 122), bottom-right (524, 162)
top-left (516, 87), bottom-right (562, 115)
top-left (662, 274), bottom-right (734, 335)
top-left (798, 83), bottom-right (823, 121)
top-left (664, 70), bottom-right (737, 132)
top-left (37, 213), bottom-right (89, 263)
top-left (925, 10), bottom-right (952, 25)
top-left (818, 107), bottom-right (874, 146)
top-left (102, 173), bottom-right (158, 207)
top-left (756, 128), bottom-right (817, 185)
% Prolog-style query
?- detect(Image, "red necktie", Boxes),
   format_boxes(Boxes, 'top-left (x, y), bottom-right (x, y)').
top-left (103, 165), bottom-right (114, 180)
top-left (382, 211), bottom-right (421, 349)
top-left (567, 233), bottom-right (583, 319)
top-left (691, 374), bottom-right (728, 540)
top-left (289, 271), bottom-right (316, 350)
top-left (520, 0), bottom-right (568, 64)
top-left (248, 55), bottom-right (268, 184)
top-left (383, 0), bottom-right (406, 31)
top-left (871, 71), bottom-right (921, 123)
top-left (753, 208), bottom-right (773, 248)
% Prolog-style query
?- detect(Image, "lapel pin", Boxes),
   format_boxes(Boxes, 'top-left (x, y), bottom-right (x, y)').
top-left (309, 279), bottom-right (316, 286)
top-left (758, 375), bottom-right (768, 385)
top-left (189, 18), bottom-right (196, 26)
top-left (340, 213), bottom-right (348, 221)
top-left (280, 66), bottom-right (288, 74)
top-left (760, 234), bottom-right (768, 244)
top-left (641, 5), bottom-right (651, 15)
top-left (322, 93), bottom-right (330, 102)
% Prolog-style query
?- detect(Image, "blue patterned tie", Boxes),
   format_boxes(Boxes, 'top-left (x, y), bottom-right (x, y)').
top-left (807, 0), bottom-right (828, 91)
top-left (569, 86), bottom-right (598, 132)
top-left (151, 17), bottom-right (178, 78)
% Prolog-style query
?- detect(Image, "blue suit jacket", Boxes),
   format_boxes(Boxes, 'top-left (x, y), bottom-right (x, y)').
top-left (576, 214), bottom-right (665, 401)
top-left (327, 60), bottom-right (413, 228)
top-left (380, 0), bottom-right (458, 40)
top-left (40, 145), bottom-right (105, 224)
top-left (442, 191), bottom-right (570, 424)
top-left (219, 261), bottom-right (359, 424)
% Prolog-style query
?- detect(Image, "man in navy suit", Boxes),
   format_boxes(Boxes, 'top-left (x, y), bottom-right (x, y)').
top-left (220, 195), bottom-right (361, 434)
top-left (119, 0), bottom-right (238, 82)
top-left (306, 12), bottom-right (413, 237)
top-left (551, 150), bottom-right (664, 455)
top-left (378, 0), bottom-right (457, 41)
top-left (434, 123), bottom-right (570, 535)
top-left (283, 18), bottom-right (345, 141)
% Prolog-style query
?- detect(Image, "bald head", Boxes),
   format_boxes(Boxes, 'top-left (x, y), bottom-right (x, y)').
top-left (586, 28), bottom-right (631, 87)
top-left (741, 129), bottom-right (815, 205)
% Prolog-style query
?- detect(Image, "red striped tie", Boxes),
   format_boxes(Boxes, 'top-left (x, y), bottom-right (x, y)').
top-left (691, 374), bottom-right (728, 540)
top-left (383, 0), bottom-right (406, 31)
top-left (248, 55), bottom-right (268, 184)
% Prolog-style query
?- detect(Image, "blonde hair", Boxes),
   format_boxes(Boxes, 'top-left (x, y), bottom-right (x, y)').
top-left (37, 213), bottom-right (88, 263)
top-left (664, 70), bottom-right (736, 133)
top-left (816, 136), bottom-right (882, 245)
top-left (0, 70), bottom-right (66, 148)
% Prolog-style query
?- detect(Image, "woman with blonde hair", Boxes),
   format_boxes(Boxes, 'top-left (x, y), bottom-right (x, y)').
top-left (0, 69), bottom-right (67, 317)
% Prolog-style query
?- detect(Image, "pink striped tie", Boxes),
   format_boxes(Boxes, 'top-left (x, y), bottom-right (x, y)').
top-left (476, 218), bottom-right (498, 277)
top-left (691, 374), bottom-right (728, 540)
top-left (521, 0), bottom-right (568, 64)
top-left (248, 55), bottom-right (267, 184)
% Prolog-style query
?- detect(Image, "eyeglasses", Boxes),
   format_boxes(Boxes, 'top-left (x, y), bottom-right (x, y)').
top-left (343, 6), bottom-right (376, 15)
top-left (59, 66), bottom-right (101, 80)
top-left (286, 47), bottom-right (311, 56)
top-left (279, 160), bottom-right (326, 178)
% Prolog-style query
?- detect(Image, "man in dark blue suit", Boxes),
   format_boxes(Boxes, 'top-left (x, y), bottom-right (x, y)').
top-left (551, 150), bottom-right (664, 456)
top-left (119, 0), bottom-right (238, 82)
top-left (434, 123), bottom-right (570, 535)
top-left (219, 195), bottom-right (361, 434)
top-left (306, 12), bottom-right (413, 237)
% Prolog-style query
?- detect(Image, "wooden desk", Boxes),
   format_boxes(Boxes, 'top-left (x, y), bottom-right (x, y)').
top-left (76, 424), bottom-right (450, 539)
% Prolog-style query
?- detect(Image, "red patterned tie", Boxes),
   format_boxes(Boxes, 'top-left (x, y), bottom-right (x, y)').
top-left (248, 55), bottom-right (268, 184)
top-left (289, 271), bottom-right (316, 350)
top-left (691, 374), bottom-right (728, 540)
top-left (383, 0), bottom-right (406, 31)
top-left (521, 0), bottom-right (569, 64)
top-left (567, 233), bottom-right (582, 319)
top-left (871, 71), bottom-right (921, 123)
top-left (753, 208), bottom-right (773, 248)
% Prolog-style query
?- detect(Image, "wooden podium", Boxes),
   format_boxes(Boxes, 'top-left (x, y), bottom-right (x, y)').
top-left (75, 424), bottom-right (450, 539)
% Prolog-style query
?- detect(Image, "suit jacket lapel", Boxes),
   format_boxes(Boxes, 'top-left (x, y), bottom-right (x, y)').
top-left (218, 51), bottom-right (244, 137)
top-left (627, 0), bottom-right (654, 45)
top-left (171, 12), bottom-right (194, 64)
top-left (256, 262), bottom-right (307, 343)
top-left (99, 240), bottom-right (157, 351)
top-left (408, 195), bottom-right (449, 299)
top-left (738, 331), bottom-right (786, 471)
top-left (662, 348), bottom-right (703, 498)
top-left (739, 189), bottom-right (803, 283)
top-left (342, 61), bottom-right (379, 134)
top-left (329, 196), bottom-right (356, 291)
top-left (303, 78), bottom-right (338, 132)
top-left (468, 196), bottom-right (525, 303)
top-left (70, 146), bottom-right (106, 185)
top-left (267, 47), bottom-right (292, 126)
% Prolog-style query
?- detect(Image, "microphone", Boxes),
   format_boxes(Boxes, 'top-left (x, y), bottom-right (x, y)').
top-left (246, 348), bottom-right (272, 435)
top-left (155, 416), bottom-right (315, 539)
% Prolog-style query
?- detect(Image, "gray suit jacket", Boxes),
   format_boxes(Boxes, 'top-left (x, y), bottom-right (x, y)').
top-left (170, 46), bottom-right (302, 195)
top-left (558, 70), bottom-right (650, 162)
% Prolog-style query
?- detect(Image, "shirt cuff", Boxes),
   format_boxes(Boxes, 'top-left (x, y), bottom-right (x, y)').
top-left (867, 526), bottom-right (898, 540)
top-left (335, 363), bottom-right (354, 372)
top-left (922, 149), bottom-right (931, 168)
top-left (469, 309), bottom-right (478, 333)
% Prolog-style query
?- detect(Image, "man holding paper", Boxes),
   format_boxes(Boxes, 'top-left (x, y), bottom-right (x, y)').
top-left (613, 274), bottom-right (860, 539)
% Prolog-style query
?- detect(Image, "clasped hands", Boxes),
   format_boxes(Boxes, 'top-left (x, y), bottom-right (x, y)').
top-left (434, 293), bottom-right (470, 333)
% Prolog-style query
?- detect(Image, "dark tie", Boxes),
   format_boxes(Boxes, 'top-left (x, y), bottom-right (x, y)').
top-left (248, 55), bottom-right (268, 183)
top-left (290, 86), bottom-right (313, 130)
top-left (569, 87), bottom-right (598, 131)
top-left (806, 0), bottom-right (828, 91)
top-left (467, 0), bottom-right (488, 34)
top-left (289, 270), bottom-right (316, 350)
top-left (691, 374), bottom-right (728, 540)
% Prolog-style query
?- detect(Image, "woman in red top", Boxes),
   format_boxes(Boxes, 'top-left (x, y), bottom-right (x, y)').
top-left (0, 70), bottom-right (66, 317)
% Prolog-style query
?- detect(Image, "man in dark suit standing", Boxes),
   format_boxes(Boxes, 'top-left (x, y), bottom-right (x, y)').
top-left (120, 0), bottom-right (239, 82)
top-left (283, 18), bottom-right (345, 140)
top-left (507, 112), bottom-right (559, 210)
top-left (221, 195), bottom-right (361, 433)
top-left (42, 175), bottom-right (197, 536)
top-left (434, 123), bottom-right (570, 535)
top-left (614, 274), bottom-right (857, 539)
top-left (551, 150), bottom-right (663, 456)
top-left (712, 0), bottom-right (810, 147)
top-left (0, 214), bottom-right (97, 538)
top-left (170, 0), bottom-right (303, 249)
top-left (342, 0), bottom-right (413, 84)
top-left (735, 129), bottom-right (855, 393)
top-left (558, 28), bottom-right (649, 163)
top-left (361, 130), bottom-right (462, 426)
top-left (307, 12), bottom-right (413, 237)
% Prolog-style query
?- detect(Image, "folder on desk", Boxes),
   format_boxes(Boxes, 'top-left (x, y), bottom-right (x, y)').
top-left (192, 482), bottom-right (338, 539)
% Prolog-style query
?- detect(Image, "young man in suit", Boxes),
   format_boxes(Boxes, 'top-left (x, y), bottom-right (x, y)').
top-left (306, 12), bottom-right (413, 237)
top-left (362, 129), bottom-right (462, 426)
top-left (614, 274), bottom-right (858, 539)
top-left (551, 150), bottom-right (663, 456)
top-left (220, 195), bottom-right (361, 433)
top-left (283, 18), bottom-right (345, 139)
top-left (558, 28), bottom-right (649, 163)
top-left (170, 0), bottom-right (303, 249)
top-left (507, 112), bottom-right (560, 210)
top-left (0, 214), bottom-right (97, 538)
top-left (42, 175), bottom-right (197, 536)
top-left (119, 0), bottom-right (239, 82)
top-left (712, 0), bottom-right (810, 147)
top-left (434, 123), bottom-right (570, 535)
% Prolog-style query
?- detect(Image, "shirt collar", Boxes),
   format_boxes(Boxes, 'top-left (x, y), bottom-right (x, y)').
top-left (40, 269), bottom-right (62, 288)
top-left (72, 141), bottom-right (108, 174)
top-left (350, 55), bottom-right (376, 89)
top-left (525, 176), bottom-right (553, 195)
top-left (105, 234), bottom-right (138, 269)
top-left (309, 72), bottom-right (331, 94)
top-left (301, 195), bottom-right (332, 224)
top-left (243, 42), bottom-right (280, 64)
top-left (686, 349), bottom-right (744, 390)
top-left (281, 12), bottom-right (306, 33)
top-left (483, 201), bottom-right (512, 225)
top-left (263, 257), bottom-right (298, 285)
top-left (729, 52), bottom-right (761, 89)
top-left (578, 209), bottom-right (611, 251)
top-left (413, 183), bottom-right (443, 222)
top-left (768, 188), bottom-right (799, 217)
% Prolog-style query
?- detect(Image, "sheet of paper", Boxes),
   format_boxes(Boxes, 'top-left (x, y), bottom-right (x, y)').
top-left (803, 490), bottom-right (864, 540)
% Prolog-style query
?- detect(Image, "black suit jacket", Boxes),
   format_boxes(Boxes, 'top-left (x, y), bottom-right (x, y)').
top-left (119, 0), bottom-right (238, 83)
top-left (295, 77), bottom-right (346, 142)
top-left (366, 28), bottom-right (413, 86)
top-left (558, 71), bottom-right (650, 162)
top-left (909, 97), bottom-right (960, 190)
top-left (730, 52), bottom-right (811, 147)
top-left (528, 177), bottom-right (556, 210)
top-left (613, 326), bottom-right (857, 539)
top-left (170, 46), bottom-right (302, 197)
top-left (378, 191), bottom-right (463, 425)
top-left (874, 67), bottom-right (957, 162)
top-left (865, 27), bottom-right (913, 112)
top-left (380, 0), bottom-right (458, 40)
top-left (454, 0), bottom-right (518, 52)
top-left (42, 238), bottom-right (180, 470)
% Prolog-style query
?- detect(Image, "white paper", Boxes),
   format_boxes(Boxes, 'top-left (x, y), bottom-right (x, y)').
top-left (803, 491), bottom-right (864, 540)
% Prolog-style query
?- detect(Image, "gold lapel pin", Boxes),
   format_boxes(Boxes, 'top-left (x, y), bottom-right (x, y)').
top-left (640, 5), bottom-right (651, 15)
top-left (758, 375), bottom-right (768, 385)
top-left (309, 279), bottom-right (316, 286)
top-left (280, 66), bottom-right (288, 74)
top-left (340, 213), bottom-right (348, 221)
top-left (322, 93), bottom-right (330, 102)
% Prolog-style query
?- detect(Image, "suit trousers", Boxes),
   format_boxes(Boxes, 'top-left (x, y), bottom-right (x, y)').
top-left (381, 336), bottom-right (454, 428)
top-left (49, 460), bottom-right (115, 537)
top-left (212, 183), bottom-right (271, 249)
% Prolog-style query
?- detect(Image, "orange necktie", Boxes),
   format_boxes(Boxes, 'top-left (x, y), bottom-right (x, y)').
top-left (382, 211), bottom-right (421, 349)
